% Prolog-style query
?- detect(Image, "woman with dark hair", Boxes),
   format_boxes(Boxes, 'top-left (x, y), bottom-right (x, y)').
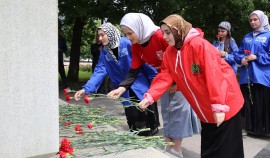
top-left (213, 21), bottom-right (239, 74)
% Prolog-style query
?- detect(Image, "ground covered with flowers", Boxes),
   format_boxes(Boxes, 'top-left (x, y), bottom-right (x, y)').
top-left (58, 97), bottom-right (172, 157)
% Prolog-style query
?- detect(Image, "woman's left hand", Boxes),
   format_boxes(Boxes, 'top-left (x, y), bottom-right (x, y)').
top-left (213, 112), bottom-right (225, 127)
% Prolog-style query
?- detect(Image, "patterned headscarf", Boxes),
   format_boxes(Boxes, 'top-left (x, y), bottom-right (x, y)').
top-left (249, 10), bottom-right (270, 32)
top-left (160, 14), bottom-right (192, 49)
top-left (98, 23), bottom-right (121, 60)
top-left (120, 13), bottom-right (159, 44)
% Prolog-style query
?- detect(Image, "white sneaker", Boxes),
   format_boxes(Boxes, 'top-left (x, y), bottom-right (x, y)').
top-left (170, 148), bottom-right (183, 158)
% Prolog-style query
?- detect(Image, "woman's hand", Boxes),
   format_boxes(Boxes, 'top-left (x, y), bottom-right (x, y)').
top-left (107, 87), bottom-right (126, 100)
top-left (74, 89), bottom-right (85, 101)
top-left (138, 98), bottom-right (151, 111)
top-left (220, 50), bottom-right (227, 57)
top-left (213, 112), bottom-right (225, 127)
top-left (245, 54), bottom-right (257, 61)
top-left (241, 58), bottom-right (248, 66)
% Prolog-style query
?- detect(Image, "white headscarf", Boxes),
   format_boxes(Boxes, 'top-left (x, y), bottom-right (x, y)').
top-left (120, 13), bottom-right (159, 44)
top-left (249, 10), bottom-right (270, 32)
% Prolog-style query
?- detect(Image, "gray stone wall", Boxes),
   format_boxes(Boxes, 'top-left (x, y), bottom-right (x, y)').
top-left (0, 0), bottom-right (59, 157)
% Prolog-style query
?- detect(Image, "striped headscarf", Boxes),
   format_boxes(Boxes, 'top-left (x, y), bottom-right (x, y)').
top-left (98, 23), bottom-right (121, 60)
top-left (160, 14), bottom-right (192, 49)
top-left (120, 13), bottom-right (159, 44)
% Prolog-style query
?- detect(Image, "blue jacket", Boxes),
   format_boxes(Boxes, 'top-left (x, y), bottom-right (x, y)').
top-left (234, 30), bottom-right (270, 88)
top-left (83, 37), bottom-right (158, 105)
top-left (213, 38), bottom-right (239, 73)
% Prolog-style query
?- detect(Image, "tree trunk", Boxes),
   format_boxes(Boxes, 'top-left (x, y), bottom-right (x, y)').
top-left (67, 17), bottom-right (86, 82)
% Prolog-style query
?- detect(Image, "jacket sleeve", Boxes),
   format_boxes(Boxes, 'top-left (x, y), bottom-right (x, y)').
top-left (83, 55), bottom-right (107, 94)
top-left (234, 37), bottom-right (246, 65)
top-left (118, 68), bottom-right (140, 89)
top-left (225, 39), bottom-right (238, 65)
top-left (193, 40), bottom-right (227, 105)
top-left (147, 51), bottom-right (173, 101)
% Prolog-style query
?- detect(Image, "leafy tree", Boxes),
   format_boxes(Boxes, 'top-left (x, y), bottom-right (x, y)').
top-left (59, 0), bottom-right (269, 82)
top-left (182, 0), bottom-right (255, 44)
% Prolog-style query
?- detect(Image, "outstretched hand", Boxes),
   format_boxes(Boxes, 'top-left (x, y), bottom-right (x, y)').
top-left (138, 98), bottom-right (151, 111)
top-left (213, 112), bottom-right (225, 127)
top-left (107, 87), bottom-right (126, 100)
top-left (74, 89), bottom-right (85, 101)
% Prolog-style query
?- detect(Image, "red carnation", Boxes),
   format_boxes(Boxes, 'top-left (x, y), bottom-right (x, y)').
top-left (84, 95), bottom-right (91, 104)
top-left (66, 95), bottom-right (72, 102)
top-left (63, 89), bottom-right (69, 94)
top-left (244, 49), bottom-right (251, 55)
top-left (64, 122), bottom-right (71, 126)
top-left (87, 123), bottom-right (93, 129)
top-left (59, 137), bottom-right (74, 154)
top-left (216, 34), bottom-right (222, 38)
top-left (75, 124), bottom-right (83, 134)
top-left (59, 151), bottom-right (67, 158)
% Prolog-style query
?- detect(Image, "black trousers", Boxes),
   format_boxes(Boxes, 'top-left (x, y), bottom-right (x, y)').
top-left (241, 83), bottom-right (270, 135)
top-left (124, 90), bottom-right (160, 135)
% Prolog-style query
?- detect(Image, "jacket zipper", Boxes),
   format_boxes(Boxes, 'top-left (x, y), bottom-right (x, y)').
top-left (177, 50), bottom-right (209, 123)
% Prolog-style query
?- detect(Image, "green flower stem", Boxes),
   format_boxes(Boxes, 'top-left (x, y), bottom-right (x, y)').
top-left (246, 65), bottom-right (253, 105)
top-left (88, 93), bottom-right (155, 113)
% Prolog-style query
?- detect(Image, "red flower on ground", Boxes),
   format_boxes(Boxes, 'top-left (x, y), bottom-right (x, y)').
top-left (87, 123), bottom-right (93, 129)
top-left (75, 124), bottom-right (83, 134)
top-left (59, 137), bottom-right (74, 154)
top-left (63, 89), bottom-right (69, 94)
top-left (64, 122), bottom-right (71, 126)
top-left (59, 151), bottom-right (67, 158)
top-left (66, 95), bottom-right (72, 102)
top-left (84, 95), bottom-right (91, 104)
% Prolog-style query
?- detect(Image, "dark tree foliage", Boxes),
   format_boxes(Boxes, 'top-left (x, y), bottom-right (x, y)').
top-left (59, 0), bottom-right (269, 82)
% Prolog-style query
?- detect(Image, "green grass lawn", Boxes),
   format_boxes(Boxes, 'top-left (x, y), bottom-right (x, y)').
top-left (58, 70), bottom-right (92, 89)
top-left (78, 70), bottom-right (92, 82)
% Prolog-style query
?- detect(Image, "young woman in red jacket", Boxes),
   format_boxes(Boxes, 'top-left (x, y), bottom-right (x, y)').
top-left (139, 14), bottom-right (244, 158)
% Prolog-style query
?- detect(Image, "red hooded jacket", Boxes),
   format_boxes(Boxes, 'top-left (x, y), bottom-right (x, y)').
top-left (147, 28), bottom-right (244, 123)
